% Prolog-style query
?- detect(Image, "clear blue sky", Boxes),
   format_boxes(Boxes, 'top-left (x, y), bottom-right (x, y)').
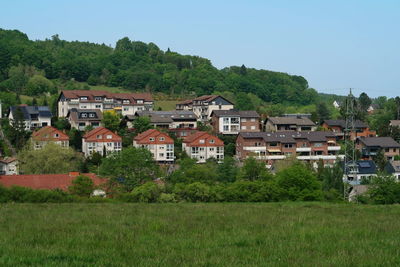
top-left (1, 0), bottom-right (399, 97)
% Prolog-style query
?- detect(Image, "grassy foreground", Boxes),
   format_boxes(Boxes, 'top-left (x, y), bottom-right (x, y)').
top-left (1, 203), bottom-right (400, 266)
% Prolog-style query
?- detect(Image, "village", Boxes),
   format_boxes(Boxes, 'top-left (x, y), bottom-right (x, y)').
top-left (1, 90), bottom-right (400, 201)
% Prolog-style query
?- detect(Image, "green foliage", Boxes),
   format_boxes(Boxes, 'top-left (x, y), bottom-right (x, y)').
top-left (18, 142), bottom-right (83, 174)
top-left (25, 75), bottom-right (55, 96)
top-left (168, 158), bottom-right (218, 184)
top-left (102, 110), bottom-right (121, 133)
top-left (129, 182), bottom-right (162, 203)
top-left (99, 147), bottom-right (160, 191)
top-left (238, 157), bottom-right (272, 181)
top-left (0, 186), bottom-right (74, 203)
top-left (133, 116), bottom-right (152, 134)
top-left (366, 174), bottom-right (400, 204)
top-left (68, 175), bottom-right (95, 197)
top-left (222, 181), bottom-right (281, 202)
top-left (173, 182), bottom-right (214, 202)
top-left (217, 156), bottom-right (238, 183)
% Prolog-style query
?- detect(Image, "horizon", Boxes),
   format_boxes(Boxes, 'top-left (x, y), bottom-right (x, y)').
top-left (1, 0), bottom-right (400, 98)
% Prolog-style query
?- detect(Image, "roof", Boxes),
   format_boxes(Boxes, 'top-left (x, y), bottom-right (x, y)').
top-left (350, 185), bottom-right (370, 195)
top-left (267, 116), bottom-right (315, 126)
top-left (134, 129), bottom-right (174, 144)
top-left (211, 110), bottom-right (260, 118)
top-left (31, 126), bottom-right (69, 142)
top-left (345, 160), bottom-right (377, 175)
top-left (358, 137), bottom-right (400, 148)
top-left (83, 127), bottom-right (122, 142)
top-left (135, 110), bottom-right (198, 123)
top-left (183, 131), bottom-right (224, 147)
top-left (0, 172), bottom-right (105, 191)
top-left (9, 105), bottom-right (52, 119)
top-left (238, 131), bottom-right (336, 143)
top-left (323, 119), bottom-right (368, 129)
top-left (60, 90), bottom-right (153, 103)
top-left (177, 95), bottom-right (233, 105)
top-left (0, 157), bottom-right (17, 164)
top-left (390, 120), bottom-right (400, 127)
top-left (67, 108), bottom-right (103, 122)
top-left (385, 161), bottom-right (400, 174)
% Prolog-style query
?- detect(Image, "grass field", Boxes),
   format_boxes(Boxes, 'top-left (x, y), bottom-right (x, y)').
top-left (1, 202), bottom-right (400, 266)
top-left (154, 100), bottom-right (179, 111)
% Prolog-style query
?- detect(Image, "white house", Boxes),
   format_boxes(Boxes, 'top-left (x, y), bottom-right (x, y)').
top-left (8, 105), bottom-right (52, 131)
top-left (182, 131), bottom-right (224, 163)
top-left (0, 157), bottom-right (18, 175)
top-left (133, 129), bottom-right (175, 163)
top-left (82, 127), bottom-right (122, 157)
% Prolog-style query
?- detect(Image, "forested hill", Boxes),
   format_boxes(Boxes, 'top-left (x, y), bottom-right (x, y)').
top-left (0, 28), bottom-right (318, 105)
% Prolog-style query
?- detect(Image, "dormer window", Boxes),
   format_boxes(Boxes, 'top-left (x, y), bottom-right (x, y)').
top-left (81, 113), bottom-right (87, 118)
top-left (97, 135), bottom-right (102, 139)
top-left (199, 139), bottom-right (205, 144)
top-left (95, 97), bottom-right (102, 101)
top-left (54, 133), bottom-right (59, 138)
top-left (137, 100), bottom-right (143, 104)
top-left (150, 137), bottom-right (155, 142)
top-left (123, 99), bottom-right (130, 104)
top-left (160, 137), bottom-right (165, 141)
top-left (89, 113), bottom-right (95, 118)
top-left (80, 97), bottom-right (88, 101)
top-left (210, 139), bottom-right (215, 144)
top-left (106, 135), bottom-right (112, 139)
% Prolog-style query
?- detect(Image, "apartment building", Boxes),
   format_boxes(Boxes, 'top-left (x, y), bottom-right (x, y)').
top-left (176, 95), bottom-right (234, 121)
top-left (57, 90), bottom-right (153, 117)
top-left (321, 120), bottom-right (376, 140)
top-left (236, 131), bottom-right (342, 167)
top-left (8, 105), bottom-right (52, 131)
top-left (210, 110), bottom-right (260, 134)
top-left (133, 129), bottom-right (174, 163)
top-left (82, 127), bottom-right (122, 157)
top-left (182, 131), bottom-right (224, 163)
top-left (67, 108), bottom-right (103, 130)
top-left (356, 136), bottom-right (400, 161)
top-left (264, 116), bottom-right (316, 132)
top-left (0, 157), bottom-right (18, 175)
top-left (31, 126), bottom-right (69, 150)
top-left (344, 160), bottom-right (377, 185)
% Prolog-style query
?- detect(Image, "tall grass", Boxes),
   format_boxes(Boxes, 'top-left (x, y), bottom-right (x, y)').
top-left (0, 202), bottom-right (399, 266)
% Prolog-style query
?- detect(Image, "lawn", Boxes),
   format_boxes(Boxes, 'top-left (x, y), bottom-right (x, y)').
top-left (0, 202), bottom-right (400, 266)
top-left (155, 100), bottom-right (179, 111)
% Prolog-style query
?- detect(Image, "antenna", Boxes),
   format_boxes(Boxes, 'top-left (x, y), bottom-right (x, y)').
top-left (343, 89), bottom-right (357, 200)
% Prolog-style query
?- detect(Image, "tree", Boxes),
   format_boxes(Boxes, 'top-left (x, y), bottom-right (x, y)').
top-left (99, 147), bottom-right (160, 191)
top-left (10, 107), bottom-right (30, 150)
top-left (133, 116), bottom-right (152, 134)
top-left (238, 157), bottom-right (272, 181)
top-left (358, 92), bottom-right (372, 113)
top-left (102, 110), bottom-right (121, 132)
top-left (367, 174), bottom-right (400, 204)
top-left (374, 150), bottom-right (387, 172)
top-left (217, 156), bottom-right (238, 182)
top-left (25, 75), bottom-right (55, 96)
top-left (316, 102), bottom-right (331, 122)
top-left (18, 142), bottom-right (83, 174)
top-left (235, 92), bottom-right (255, 110)
top-left (68, 175), bottom-right (95, 197)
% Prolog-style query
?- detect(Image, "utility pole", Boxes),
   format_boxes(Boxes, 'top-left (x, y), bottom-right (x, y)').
top-left (343, 89), bottom-right (357, 200)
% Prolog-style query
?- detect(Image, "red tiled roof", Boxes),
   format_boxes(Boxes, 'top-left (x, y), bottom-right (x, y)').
top-left (183, 131), bottom-right (224, 147)
top-left (0, 172), bottom-right (105, 191)
top-left (83, 127), bottom-right (122, 142)
top-left (177, 95), bottom-right (220, 105)
top-left (31, 126), bottom-right (69, 142)
top-left (134, 129), bottom-right (174, 144)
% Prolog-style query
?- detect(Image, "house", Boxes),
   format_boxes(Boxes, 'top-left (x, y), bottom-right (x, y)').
top-left (321, 119), bottom-right (376, 140)
top-left (133, 129), bottom-right (174, 163)
top-left (264, 116), bottom-right (316, 132)
top-left (356, 137), bottom-right (400, 161)
top-left (389, 120), bottom-right (400, 128)
top-left (348, 185), bottom-right (370, 202)
top-left (367, 104), bottom-right (379, 114)
top-left (182, 131), bottom-right (224, 163)
top-left (333, 100), bottom-right (341, 109)
top-left (57, 90), bottom-right (153, 117)
top-left (31, 126), bottom-right (69, 150)
top-left (210, 110), bottom-right (260, 134)
top-left (384, 161), bottom-right (400, 181)
top-left (82, 127), bottom-right (122, 157)
top-left (176, 95), bottom-right (234, 121)
top-left (131, 110), bottom-right (198, 138)
top-left (343, 160), bottom-right (377, 185)
top-left (0, 172), bottom-right (105, 193)
top-left (8, 105), bottom-right (52, 131)
top-left (0, 157), bottom-right (18, 175)
top-left (236, 131), bottom-right (343, 168)
top-left (67, 108), bottom-right (103, 130)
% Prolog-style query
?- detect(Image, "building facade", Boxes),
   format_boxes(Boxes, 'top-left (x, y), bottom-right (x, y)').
top-left (182, 131), bottom-right (224, 163)
top-left (133, 129), bottom-right (174, 163)
top-left (211, 110), bottom-right (260, 134)
top-left (321, 120), bottom-right (376, 140)
top-left (82, 127), bottom-right (122, 157)
top-left (8, 105), bottom-right (52, 131)
top-left (67, 108), bottom-right (103, 130)
top-left (31, 126), bottom-right (69, 150)
top-left (0, 157), bottom-right (18, 175)
top-left (356, 137), bottom-right (400, 161)
top-left (57, 90), bottom-right (153, 117)
top-left (264, 116), bottom-right (316, 132)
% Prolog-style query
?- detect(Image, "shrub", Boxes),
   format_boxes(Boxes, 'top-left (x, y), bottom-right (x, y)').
top-left (367, 174), bottom-right (400, 204)
top-left (222, 181), bottom-right (281, 202)
top-left (68, 175), bottom-right (95, 197)
top-left (173, 182), bottom-right (214, 202)
top-left (130, 182), bottom-right (162, 203)
top-left (158, 193), bottom-right (177, 203)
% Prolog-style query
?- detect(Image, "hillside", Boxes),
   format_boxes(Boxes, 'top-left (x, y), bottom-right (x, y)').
top-left (0, 28), bottom-right (320, 106)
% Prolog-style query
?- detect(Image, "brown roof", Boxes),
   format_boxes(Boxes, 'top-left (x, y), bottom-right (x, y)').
top-left (134, 129), bottom-right (174, 144)
top-left (211, 110), bottom-right (260, 118)
top-left (323, 120), bottom-right (368, 129)
top-left (183, 131), bottom-right (224, 147)
top-left (238, 131), bottom-right (336, 143)
top-left (83, 127), bottom-right (122, 142)
top-left (60, 90), bottom-right (153, 103)
top-left (390, 120), bottom-right (400, 127)
top-left (0, 172), bottom-right (105, 191)
top-left (358, 137), bottom-right (400, 148)
top-left (0, 157), bottom-right (17, 164)
top-left (267, 116), bottom-right (315, 126)
top-left (67, 109), bottom-right (103, 122)
top-left (177, 95), bottom-right (232, 105)
top-left (31, 126), bottom-right (69, 142)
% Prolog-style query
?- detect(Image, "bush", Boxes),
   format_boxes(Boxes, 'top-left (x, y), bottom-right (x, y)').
top-left (222, 181), bottom-right (281, 202)
top-left (68, 175), bottom-right (95, 197)
top-left (158, 193), bottom-right (177, 203)
top-left (130, 182), bottom-right (162, 203)
top-left (3, 186), bottom-right (74, 203)
top-left (173, 182), bottom-right (214, 202)
top-left (367, 174), bottom-right (400, 204)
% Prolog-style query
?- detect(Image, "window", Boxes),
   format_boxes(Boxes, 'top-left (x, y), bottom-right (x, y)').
top-left (97, 135), bottom-right (102, 139)
top-left (137, 107), bottom-right (143, 111)
top-left (223, 117), bottom-right (229, 123)
top-left (314, 143), bottom-right (323, 147)
top-left (80, 105), bottom-right (87, 109)
top-left (284, 144), bottom-right (293, 148)
top-left (150, 137), bottom-right (155, 142)
top-left (210, 139), bottom-right (215, 144)
top-left (137, 100), bottom-right (143, 104)
top-left (89, 113), bottom-right (95, 118)
top-left (81, 113), bottom-right (87, 118)
top-left (160, 137), bottom-right (165, 141)
top-left (251, 118), bottom-right (256, 122)
top-left (54, 133), bottom-right (59, 138)
top-left (123, 100), bottom-right (130, 104)
top-left (95, 97), bottom-right (102, 101)
top-left (242, 118), bottom-right (247, 122)
top-left (223, 125), bottom-right (229, 131)
top-left (166, 144), bottom-right (173, 151)
top-left (123, 107), bottom-right (129, 111)
top-left (385, 148), bottom-right (389, 152)
top-left (79, 122), bottom-right (85, 127)
top-left (80, 97), bottom-right (88, 101)
top-left (191, 147), bottom-right (199, 154)
top-left (95, 105), bottom-right (101, 108)
top-left (231, 118), bottom-right (239, 124)
top-left (250, 126), bottom-right (256, 130)
top-left (159, 146), bottom-right (165, 150)
top-left (269, 142), bottom-right (278, 147)
top-left (200, 147), bottom-right (205, 151)
top-left (159, 153), bottom-right (164, 157)
top-left (107, 142), bottom-right (112, 147)
top-left (42, 122), bottom-right (48, 126)
top-left (199, 139), bottom-right (205, 144)
top-left (210, 147), bottom-right (215, 151)
top-left (241, 126), bottom-right (246, 130)
top-left (106, 135), bottom-right (112, 139)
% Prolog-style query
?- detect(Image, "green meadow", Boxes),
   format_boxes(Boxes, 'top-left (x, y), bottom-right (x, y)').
top-left (1, 202), bottom-right (399, 266)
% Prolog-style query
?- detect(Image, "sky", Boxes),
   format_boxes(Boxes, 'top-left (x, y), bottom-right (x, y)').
top-left (1, 0), bottom-right (399, 97)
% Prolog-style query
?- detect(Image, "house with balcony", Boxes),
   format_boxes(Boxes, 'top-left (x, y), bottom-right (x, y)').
top-left (321, 119), bottom-right (376, 140)
top-left (0, 157), bottom-right (18, 175)
top-left (176, 95), bottom-right (234, 121)
top-left (57, 90), bottom-right (153, 117)
top-left (182, 131), bottom-right (224, 163)
top-left (130, 110), bottom-right (198, 138)
top-left (8, 105), bottom-right (52, 131)
top-left (210, 110), bottom-right (260, 135)
top-left (31, 126), bottom-right (69, 150)
top-left (356, 137), bottom-right (400, 161)
top-left (236, 131), bottom-right (342, 168)
top-left (133, 129), bottom-right (174, 163)
top-left (82, 127), bottom-right (122, 157)
top-left (343, 160), bottom-right (377, 185)
top-left (67, 108), bottom-right (103, 130)
top-left (264, 116), bottom-right (316, 132)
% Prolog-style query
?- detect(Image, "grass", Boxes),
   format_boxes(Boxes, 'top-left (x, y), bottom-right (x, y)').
top-left (1, 202), bottom-right (400, 266)
top-left (155, 100), bottom-right (179, 111)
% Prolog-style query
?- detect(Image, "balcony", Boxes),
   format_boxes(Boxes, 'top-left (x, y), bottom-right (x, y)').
top-left (297, 155), bottom-right (338, 160)
top-left (243, 146), bottom-right (266, 151)
top-left (327, 146), bottom-right (341, 151)
top-left (255, 155), bottom-right (286, 160)
top-left (296, 147), bottom-right (311, 152)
